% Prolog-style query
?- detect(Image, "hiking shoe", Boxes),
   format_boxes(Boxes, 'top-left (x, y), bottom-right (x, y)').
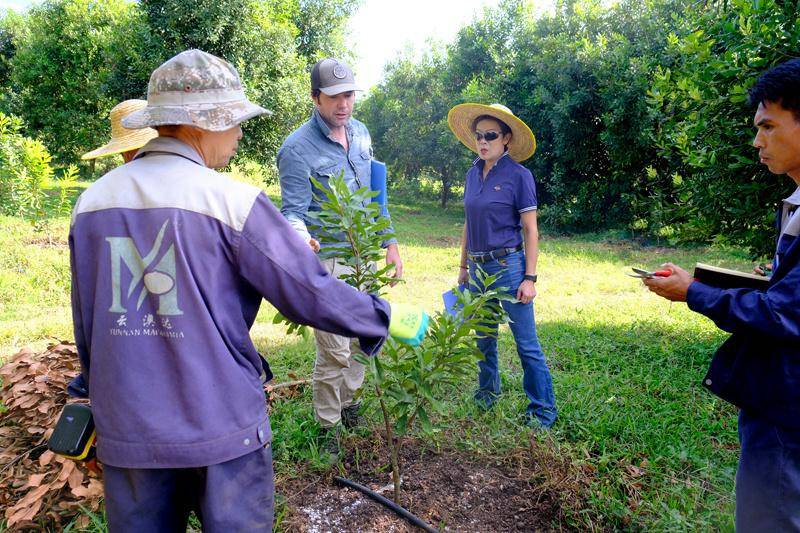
top-left (341, 402), bottom-right (366, 429)
top-left (320, 424), bottom-right (343, 458)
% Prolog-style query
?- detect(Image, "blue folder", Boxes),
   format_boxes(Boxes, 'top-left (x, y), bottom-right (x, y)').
top-left (370, 159), bottom-right (390, 218)
top-left (442, 284), bottom-right (468, 316)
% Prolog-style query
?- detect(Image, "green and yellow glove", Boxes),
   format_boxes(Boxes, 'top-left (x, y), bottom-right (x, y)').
top-left (388, 303), bottom-right (429, 347)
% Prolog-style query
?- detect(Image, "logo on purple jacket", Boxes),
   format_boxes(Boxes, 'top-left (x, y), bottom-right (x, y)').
top-left (106, 220), bottom-right (183, 317)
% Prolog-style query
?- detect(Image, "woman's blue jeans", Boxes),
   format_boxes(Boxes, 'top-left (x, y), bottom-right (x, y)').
top-left (469, 250), bottom-right (557, 427)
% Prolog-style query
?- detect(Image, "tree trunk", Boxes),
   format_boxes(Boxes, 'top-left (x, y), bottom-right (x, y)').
top-left (439, 176), bottom-right (450, 208)
top-left (377, 389), bottom-right (402, 503)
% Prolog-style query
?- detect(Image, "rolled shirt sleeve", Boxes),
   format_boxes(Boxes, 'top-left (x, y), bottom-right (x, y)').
top-left (377, 204), bottom-right (398, 249)
top-left (237, 193), bottom-right (390, 355)
top-left (277, 145), bottom-right (313, 242)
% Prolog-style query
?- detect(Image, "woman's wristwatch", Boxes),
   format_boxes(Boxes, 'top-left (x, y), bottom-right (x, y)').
top-left (523, 274), bottom-right (537, 282)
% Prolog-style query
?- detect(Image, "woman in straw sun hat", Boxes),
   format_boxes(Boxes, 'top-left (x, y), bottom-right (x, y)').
top-left (448, 102), bottom-right (557, 429)
top-left (81, 100), bottom-right (158, 163)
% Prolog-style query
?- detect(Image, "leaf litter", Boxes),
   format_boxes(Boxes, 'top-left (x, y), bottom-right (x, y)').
top-left (0, 343), bottom-right (102, 530)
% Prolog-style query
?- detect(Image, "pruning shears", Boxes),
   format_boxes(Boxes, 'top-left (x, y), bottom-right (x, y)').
top-left (627, 267), bottom-right (672, 279)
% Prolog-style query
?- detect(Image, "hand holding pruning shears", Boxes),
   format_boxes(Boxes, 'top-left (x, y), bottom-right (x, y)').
top-left (627, 267), bottom-right (672, 279)
top-left (636, 263), bottom-right (694, 302)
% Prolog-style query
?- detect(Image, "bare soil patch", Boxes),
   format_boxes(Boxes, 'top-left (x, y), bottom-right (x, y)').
top-left (279, 435), bottom-right (593, 532)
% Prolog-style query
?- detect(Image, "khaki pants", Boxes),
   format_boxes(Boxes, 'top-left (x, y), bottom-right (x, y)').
top-left (313, 258), bottom-right (368, 427)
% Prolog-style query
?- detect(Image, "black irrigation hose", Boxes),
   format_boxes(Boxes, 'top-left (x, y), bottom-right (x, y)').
top-left (333, 476), bottom-right (438, 533)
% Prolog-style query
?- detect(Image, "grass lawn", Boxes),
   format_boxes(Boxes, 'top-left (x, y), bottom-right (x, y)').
top-left (0, 185), bottom-right (749, 530)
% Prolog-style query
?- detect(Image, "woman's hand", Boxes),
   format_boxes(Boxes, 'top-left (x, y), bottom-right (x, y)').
top-left (458, 266), bottom-right (469, 286)
top-left (517, 279), bottom-right (536, 304)
top-left (308, 238), bottom-right (320, 253)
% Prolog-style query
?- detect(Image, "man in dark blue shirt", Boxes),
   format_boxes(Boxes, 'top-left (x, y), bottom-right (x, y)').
top-left (644, 59), bottom-right (800, 531)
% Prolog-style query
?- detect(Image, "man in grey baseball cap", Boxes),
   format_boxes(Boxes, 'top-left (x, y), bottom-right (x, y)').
top-left (311, 57), bottom-right (362, 95)
top-left (277, 58), bottom-right (404, 455)
top-left (69, 49), bottom-right (394, 531)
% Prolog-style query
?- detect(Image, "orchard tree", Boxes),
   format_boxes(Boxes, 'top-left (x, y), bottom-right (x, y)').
top-left (10, 0), bottom-right (137, 164)
top-left (360, 50), bottom-right (466, 207)
top-left (649, 0), bottom-right (800, 256)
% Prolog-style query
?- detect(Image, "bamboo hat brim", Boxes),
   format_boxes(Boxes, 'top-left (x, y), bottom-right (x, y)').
top-left (447, 103), bottom-right (536, 162)
top-left (82, 100), bottom-right (158, 160)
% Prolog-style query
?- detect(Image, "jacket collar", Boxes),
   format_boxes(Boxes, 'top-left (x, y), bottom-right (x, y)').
top-left (783, 186), bottom-right (800, 206)
top-left (134, 136), bottom-right (206, 167)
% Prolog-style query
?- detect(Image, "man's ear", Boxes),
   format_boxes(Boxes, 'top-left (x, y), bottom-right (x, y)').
top-left (311, 94), bottom-right (320, 106)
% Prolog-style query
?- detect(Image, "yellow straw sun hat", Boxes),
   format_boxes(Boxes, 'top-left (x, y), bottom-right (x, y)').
top-left (447, 103), bottom-right (536, 162)
top-left (81, 100), bottom-right (158, 160)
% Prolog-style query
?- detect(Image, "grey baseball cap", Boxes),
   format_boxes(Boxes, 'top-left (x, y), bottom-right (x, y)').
top-left (311, 58), bottom-right (362, 96)
top-left (122, 49), bottom-right (271, 132)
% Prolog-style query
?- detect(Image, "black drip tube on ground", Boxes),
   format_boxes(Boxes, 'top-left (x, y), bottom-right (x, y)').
top-left (333, 476), bottom-right (438, 533)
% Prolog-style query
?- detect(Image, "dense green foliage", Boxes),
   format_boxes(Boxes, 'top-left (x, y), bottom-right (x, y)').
top-left (649, 0), bottom-right (800, 257)
top-left (359, 49), bottom-right (466, 207)
top-left (0, 0), bottom-right (358, 170)
top-left (361, 0), bottom-right (800, 255)
top-left (0, 112), bottom-right (78, 229)
top-left (8, 0), bottom-right (136, 165)
top-left (506, 0), bottom-right (685, 234)
top-left (0, 0), bottom-right (797, 250)
top-left (361, 0), bottom-right (687, 222)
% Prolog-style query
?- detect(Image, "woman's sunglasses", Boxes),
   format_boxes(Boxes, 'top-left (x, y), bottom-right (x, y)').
top-left (474, 131), bottom-right (501, 142)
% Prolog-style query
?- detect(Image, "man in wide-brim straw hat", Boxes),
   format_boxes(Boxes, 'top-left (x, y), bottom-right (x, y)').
top-left (68, 49), bottom-right (396, 531)
top-left (81, 100), bottom-right (157, 163)
top-left (448, 102), bottom-right (558, 430)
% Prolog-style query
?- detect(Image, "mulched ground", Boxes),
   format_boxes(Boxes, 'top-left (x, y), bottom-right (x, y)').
top-left (278, 434), bottom-right (593, 532)
top-left (1, 344), bottom-right (103, 530)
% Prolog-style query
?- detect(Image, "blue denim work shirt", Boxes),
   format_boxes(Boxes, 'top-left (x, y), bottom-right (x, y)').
top-left (464, 153), bottom-right (538, 253)
top-left (277, 109), bottom-right (397, 249)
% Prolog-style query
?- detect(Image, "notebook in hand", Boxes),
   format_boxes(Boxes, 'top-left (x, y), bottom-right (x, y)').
top-left (693, 262), bottom-right (770, 290)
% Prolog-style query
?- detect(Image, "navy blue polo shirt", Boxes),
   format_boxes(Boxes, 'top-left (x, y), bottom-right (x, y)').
top-left (464, 153), bottom-right (538, 253)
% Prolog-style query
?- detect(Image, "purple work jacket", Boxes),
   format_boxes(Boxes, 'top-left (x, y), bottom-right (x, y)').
top-left (69, 137), bottom-right (389, 468)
